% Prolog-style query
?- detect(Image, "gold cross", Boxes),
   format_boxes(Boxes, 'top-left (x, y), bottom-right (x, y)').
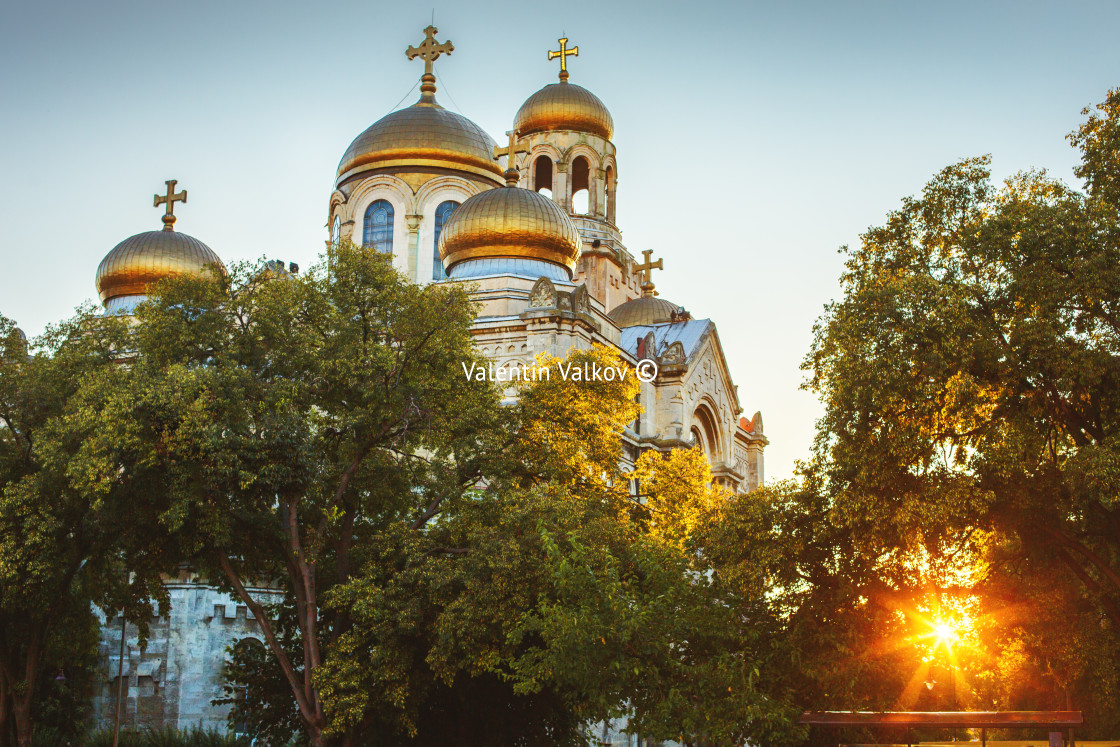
top-left (635, 249), bottom-right (663, 294)
top-left (548, 36), bottom-right (582, 74)
top-left (154, 179), bottom-right (187, 232)
top-left (406, 25), bottom-right (453, 77)
top-left (494, 130), bottom-right (528, 185)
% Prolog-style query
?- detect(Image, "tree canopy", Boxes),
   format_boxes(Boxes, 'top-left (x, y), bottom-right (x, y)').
top-left (796, 88), bottom-right (1120, 737)
top-left (57, 244), bottom-right (794, 746)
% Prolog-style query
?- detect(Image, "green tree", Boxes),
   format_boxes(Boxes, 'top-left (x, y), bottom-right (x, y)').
top-left (80, 240), bottom-right (800, 745)
top-left (319, 349), bottom-right (802, 746)
top-left (72, 243), bottom-right (504, 747)
top-left (801, 88), bottom-right (1120, 734)
top-left (0, 310), bottom-right (174, 747)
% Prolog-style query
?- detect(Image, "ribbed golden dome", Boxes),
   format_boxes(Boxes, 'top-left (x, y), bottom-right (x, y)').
top-left (438, 186), bottom-right (582, 273)
top-left (514, 80), bottom-right (614, 140)
top-left (609, 295), bottom-right (683, 327)
top-left (96, 230), bottom-right (224, 305)
top-left (337, 96), bottom-right (503, 186)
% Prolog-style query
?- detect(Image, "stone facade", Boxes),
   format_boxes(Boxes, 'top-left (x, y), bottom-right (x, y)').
top-left (90, 572), bottom-right (282, 733)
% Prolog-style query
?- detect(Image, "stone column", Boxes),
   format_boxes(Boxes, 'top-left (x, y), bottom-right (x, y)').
top-left (406, 214), bottom-right (423, 282)
top-left (591, 167), bottom-right (606, 218)
top-left (555, 160), bottom-right (570, 212)
top-left (605, 173), bottom-right (617, 225)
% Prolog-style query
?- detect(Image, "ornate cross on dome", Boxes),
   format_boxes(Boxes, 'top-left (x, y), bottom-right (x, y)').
top-left (548, 36), bottom-right (578, 81)
top-left (154, 179), bottom-right (187, 232)
top-left (635, 249), bottom-right (663, 296)
top-left (406, 25), bottom-right (453, 77)
top-left (494, 130), bottom-right (528, 186)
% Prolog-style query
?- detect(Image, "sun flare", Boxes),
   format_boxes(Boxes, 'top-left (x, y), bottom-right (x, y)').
top-left (933, 621), bottom-right (959, 647)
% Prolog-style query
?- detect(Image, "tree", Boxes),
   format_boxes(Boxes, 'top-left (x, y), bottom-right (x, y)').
top-left (60, 243), bottom-right (503, 747)
top-left (318, 349), bottom-right (803, 746)
top-left (0, 310), bottom-right (173, 747)
top-left (800, 88), bottom-right (1120, 733)
top-left (68, 238), bottom-right (804, 745)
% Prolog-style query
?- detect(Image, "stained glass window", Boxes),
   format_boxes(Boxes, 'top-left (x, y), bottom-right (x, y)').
top-left (432, 200), bottom-right (459, 280)
top-left (363, 200), bottom-right (394, 254)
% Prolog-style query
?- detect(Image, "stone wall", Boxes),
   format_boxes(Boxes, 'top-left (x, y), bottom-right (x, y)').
top-left (91, 578), bottom-right (283, 733)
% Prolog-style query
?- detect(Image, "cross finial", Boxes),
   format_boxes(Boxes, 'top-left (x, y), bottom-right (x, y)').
top-left (406, 25), bottom-right (453, 99)
top-left (494, 130), bottom-right (529, 186)
top-left (635, 249), bottom-right (663, 296)
top-left (548, 37), bottom-right (578, 82)
top-left (154, 179), bottom-right (187, 232)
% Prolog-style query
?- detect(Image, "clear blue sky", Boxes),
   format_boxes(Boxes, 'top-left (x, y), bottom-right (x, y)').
top-left (2, 0), bottom-right (1118, 480)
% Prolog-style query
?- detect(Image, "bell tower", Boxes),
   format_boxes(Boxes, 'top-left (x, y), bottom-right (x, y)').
top-left (510, 37), bottom-right (638, 313)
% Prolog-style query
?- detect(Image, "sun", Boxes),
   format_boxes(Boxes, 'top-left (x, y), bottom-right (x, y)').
top-left (933, 621), bottom-right (959, 647)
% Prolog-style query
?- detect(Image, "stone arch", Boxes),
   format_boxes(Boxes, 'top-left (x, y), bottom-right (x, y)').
top-left (565, 145), bottom-right (603, 216)
top-left (529, 142), bottom-right (564, 163)
top-left (533, 154), bottom-right (554, 195)
top-left (411, 177), bottom-right (487, 283)
top-left (570, 156), bottom-right (592, 215)
top-left (341, 176), bottom-right (415, 275)
top-left (345, 175), bottom-right (412, 248)
top-left (327, 190), bottom-right (346, 226)
top-left (563, 144), bottom-right (602, 172)
top-left (411, 176), bottom-right (484, 214)
top-left (691, 399), bottom-right (723, 460)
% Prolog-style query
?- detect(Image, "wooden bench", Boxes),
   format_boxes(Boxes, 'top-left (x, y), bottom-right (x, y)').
top-left (799, 711), bottom-right (1084, 747)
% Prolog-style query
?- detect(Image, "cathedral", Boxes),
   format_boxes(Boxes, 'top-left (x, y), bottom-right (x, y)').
top-left (88, 27), bottom-right (768, 741)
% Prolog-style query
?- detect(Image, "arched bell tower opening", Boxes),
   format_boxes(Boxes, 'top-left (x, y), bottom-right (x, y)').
top-left (571, 156), bottom-right (590, 214)
top-left (534, 155), bottom-right (553, 197)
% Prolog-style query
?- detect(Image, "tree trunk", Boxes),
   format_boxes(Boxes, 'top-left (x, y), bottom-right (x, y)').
top-left (308, 725), bottom-right (327, 747)
top-left (10, 694), bottom-right (31, 747)
top-left (0, 681), bottom-right (11, 747)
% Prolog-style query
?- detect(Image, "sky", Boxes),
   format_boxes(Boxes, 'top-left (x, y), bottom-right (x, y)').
top-left (2, 0), bottom-right (1119, 481)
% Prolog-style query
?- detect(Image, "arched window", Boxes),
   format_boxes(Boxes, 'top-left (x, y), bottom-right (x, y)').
top-left (432, 200), bottom-right (459, 280)
top-left (363, 200), bottom-right (394, 254)
top-left (692, 405), bottom-right (720, 458)
top-left (330, 216), bottom-right (341, 247)
top-left (534, 155), bottom-right (553, 197)
top-left (571, 156), bottom-right (590, 214)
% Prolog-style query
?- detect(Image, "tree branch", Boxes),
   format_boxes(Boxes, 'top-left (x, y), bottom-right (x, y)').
top-left (216, 551), bottom-right (321, 731)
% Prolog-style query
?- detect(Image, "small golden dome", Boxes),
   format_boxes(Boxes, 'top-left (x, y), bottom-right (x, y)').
top-left (608, 295), bottom-right (684, 327)
top-left (514, 80), bottom-right (614, 140)
top-left (337, 96), bottom-right (503, 186)
top-left (96, 230), bottom-right (224, 305)
top-left (438, 186), bottom-right (582, 273)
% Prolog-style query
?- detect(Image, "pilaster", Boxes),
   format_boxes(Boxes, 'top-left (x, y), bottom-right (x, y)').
top-left (406, 214), bottom-right (423, 281)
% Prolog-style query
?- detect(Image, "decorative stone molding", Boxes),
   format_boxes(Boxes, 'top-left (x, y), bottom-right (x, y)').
top-left (661, 340), bottom-right (686, 365)
top-left (528, 276), bottom-right (557, 308)
top-left (571, 284), bottom-right (591, 314)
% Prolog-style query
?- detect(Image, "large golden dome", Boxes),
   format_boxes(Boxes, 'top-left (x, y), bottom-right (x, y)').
top-left (96, 230), bottom-right (224, 305)
top-left (336, 94), bottom-right (503, 186)
top-left (609, 295), bottom-right (683, 327)
top-left (514, 80), bottom-right (614, 140)
top-left (438, 185), bottom-right (582, 273)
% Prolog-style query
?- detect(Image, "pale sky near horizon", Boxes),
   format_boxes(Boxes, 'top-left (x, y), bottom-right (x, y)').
top-left (2, 0), bottom-right (1119, 481)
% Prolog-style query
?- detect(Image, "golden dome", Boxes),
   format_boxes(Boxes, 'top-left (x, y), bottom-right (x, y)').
top-left (438, 185), bottom-right (582, 273)
top-left (514, 80), bottom-right (614, 140)
top-left (609, 295), bottom-right (684, 327)
top-left (336, 93), bottom-right (503, 186)
top-left (96, 230), bottom-right (224, 305)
